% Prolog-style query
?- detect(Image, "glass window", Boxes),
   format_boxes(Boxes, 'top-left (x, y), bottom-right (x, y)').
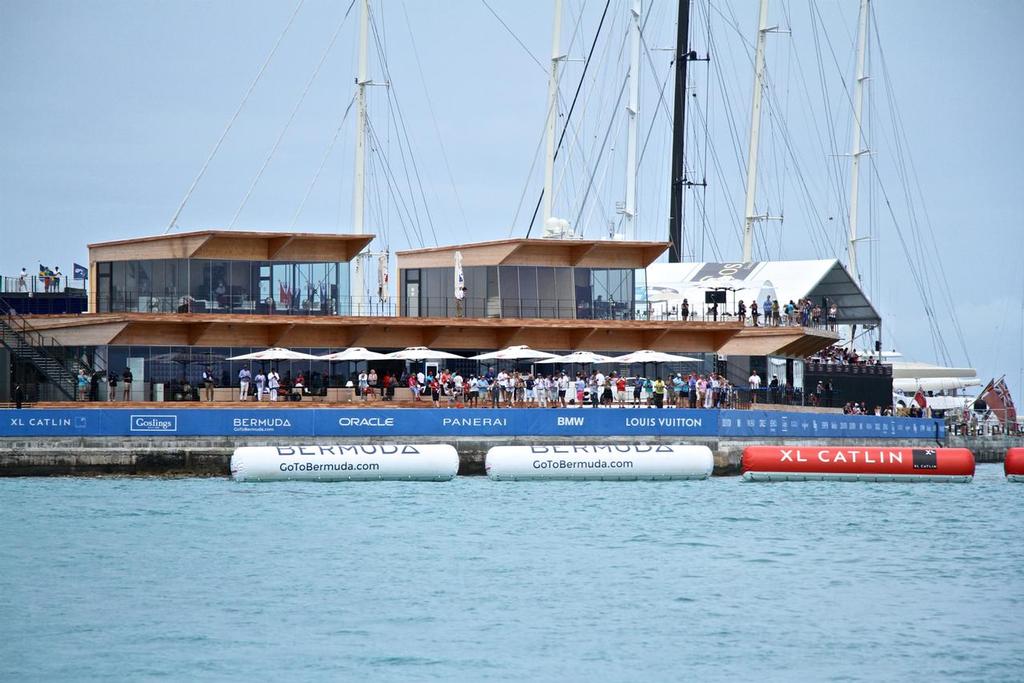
top-left (97, 262), bottom-right (112, 313)
top-left (517, 266), bottom-right (538, 318)
top-left (189, 260), bottom-right (211, 311)
top-left (574, 268), bottom-right (592, 319)
top-left (110, 261), bottom-right (126, 311)
top-left (555, 268), bottom-right (574, 318)
top-left (464, 266), bottom-right (486, 318)
top-left (228, 261), bottom-right (252, 313)
top-left (499, 267), bottom-right (520, 317)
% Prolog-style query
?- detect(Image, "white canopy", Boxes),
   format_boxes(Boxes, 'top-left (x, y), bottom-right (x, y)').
top-left (226, 347), bottom-right (322, 361)
top-left (613, 349), bottom-right (701, 364)
top-left (893, 377), bottom-right (981, 393)
top-left (318, 347), bottom-right (390, 362)
top-left (470, 345), bottom-right (559, 361)
top-left (386, 346), bottom-right (465, 360)
top-left (537, 351), bottom-right (617, 364)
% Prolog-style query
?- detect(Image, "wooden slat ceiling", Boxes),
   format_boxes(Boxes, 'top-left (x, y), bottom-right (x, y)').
top-left (397, 238), bottom-right (669, 269)
top-left (28, 312), bottom-right (838, 357)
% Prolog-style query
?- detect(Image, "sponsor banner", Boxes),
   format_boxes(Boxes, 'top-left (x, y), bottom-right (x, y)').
top-left (313, 409), bottom-right (718, 437)
top-left (0, 408), bottom-right (943, 439)
top-left (718, 410), bottom-right (945, 439)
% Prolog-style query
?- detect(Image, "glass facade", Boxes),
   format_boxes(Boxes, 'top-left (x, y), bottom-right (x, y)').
top-left (401, 265), bottom-right (642, 319)
top-left (96, 258), bottom-right (350, 316)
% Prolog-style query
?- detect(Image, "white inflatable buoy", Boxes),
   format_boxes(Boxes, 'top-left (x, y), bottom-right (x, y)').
top-left (231, 444), bottom-right (459, 482)
top-left (485, 444), bottom-right (713, 481)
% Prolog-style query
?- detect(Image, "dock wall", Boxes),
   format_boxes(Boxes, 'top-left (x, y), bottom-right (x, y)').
top-left (0, 434), bottom-right (986, 477)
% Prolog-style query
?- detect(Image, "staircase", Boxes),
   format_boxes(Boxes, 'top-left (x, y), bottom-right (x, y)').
top-left (0, 298), bottom-right (80, 400)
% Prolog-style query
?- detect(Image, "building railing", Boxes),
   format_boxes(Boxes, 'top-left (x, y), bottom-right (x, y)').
top-left (1, 274), bottom-right (83, 295)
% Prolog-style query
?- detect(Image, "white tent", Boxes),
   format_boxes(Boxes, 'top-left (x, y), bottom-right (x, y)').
top-left (536, 351), bottom-right (616, 364)
top-left (318, 347), bottom-right (390, 362)
top-left (226, 347), bottom-right (322, 361)
top-left (386, 346), bottom-right (465, 361)
top-left (613, 350), bottom-right (701, 364)
top-left (470, 345), bottom-right (558, 361)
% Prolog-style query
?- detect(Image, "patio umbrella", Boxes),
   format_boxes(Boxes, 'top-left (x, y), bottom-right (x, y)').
top-left (386, 346), bottom-right (465, 361)
top-left (536, 351), bottom-right (616, 364)
top-left (614, 349), bottom-right (701, 383)
top-left (226, 347), bottom-right (322, 361)
top-left (318, 347), bottom-right (390, 362)
top-left (470, 345), bottom-right (558, 361)
top-left (613, 350), bottom-right (701, 364)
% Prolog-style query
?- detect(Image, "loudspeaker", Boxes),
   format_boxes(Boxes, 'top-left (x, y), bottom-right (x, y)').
top-left (704, 290), bottom-right (727, 304)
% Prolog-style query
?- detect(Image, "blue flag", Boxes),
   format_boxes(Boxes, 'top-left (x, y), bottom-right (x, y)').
top-left (73, 263), bottom-right (88, 279)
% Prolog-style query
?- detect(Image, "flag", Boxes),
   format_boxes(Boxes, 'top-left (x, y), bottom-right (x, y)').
top-left (38, 264), bottom-right (50, 278)
top-left (979, 376), bottom-right (1017, 423)
top-left (454, 251), bottom-right (465, 300)
top-left (913, 390), bottom-right (927, 408)
top-left (73, 263), bottom-right (88, 279)
top-left (377, 253), bottom-right (389, 303)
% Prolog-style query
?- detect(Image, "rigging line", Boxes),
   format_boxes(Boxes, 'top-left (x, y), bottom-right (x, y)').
top-left (523, 0), bottom-right (612, 238)
top-left (368, 7), bottom-right (439, 246)
top-left (290, 95), bottom-right (357, 228)
top-left (872, 19), bottom-right (969, 365)
top-left (366, 120), bottom-right (421, 248)
top-left (229, 0), bottom-right (357, 229)
top-left (480, 0), bottom-right (548, 75)
top-left (571, 74), bottom-right (628, 233)
top-left (400, 0), bottom-right (470, 233)
top-left (165, 0), bottom-right (305, 233)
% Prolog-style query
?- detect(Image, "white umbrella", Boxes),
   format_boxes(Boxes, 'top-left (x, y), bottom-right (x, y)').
top-left (537, 351), bottom-right (617, 364)
top-left (614, 349), bottom-right (701, 364)
top-left (319, 347), bottom-right (390, 362)
top-left (471, 345), bottom-right (558, 361)
top-left (386, 346), bottom-right (465, 360)
top-left (226, 347), bottom-right (322, 361)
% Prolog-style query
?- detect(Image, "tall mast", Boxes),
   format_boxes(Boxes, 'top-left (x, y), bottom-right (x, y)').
top-left (623, 0), bottom-right (642, 239)
top-left (741, 0), bottom-right (770, 262)
top-left (847, 0), bottom-right (870, 282)
top-left (542, 0), bottom-right (563, 226)
top-left (352, 0), bottom-right (370, 310)
top-left (668, 0), bottom-right (691, 262)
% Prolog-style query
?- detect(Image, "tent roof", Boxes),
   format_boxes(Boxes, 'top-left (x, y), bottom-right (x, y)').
top-left (645, 259), bottom-right (881, 326)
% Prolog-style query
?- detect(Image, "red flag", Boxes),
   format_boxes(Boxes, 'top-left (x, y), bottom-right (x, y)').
top-left (980, 377), bottom-right (1017, 423)
top-left (913, 390), bottom-right (927, 408)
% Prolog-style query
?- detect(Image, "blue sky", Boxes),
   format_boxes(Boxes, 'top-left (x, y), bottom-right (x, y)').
top-left (1, 0), bottom-right (1021, 392)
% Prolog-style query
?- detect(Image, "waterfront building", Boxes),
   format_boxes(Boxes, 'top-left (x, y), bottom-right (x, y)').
top-left (1, 230), bottom-right (850, 402)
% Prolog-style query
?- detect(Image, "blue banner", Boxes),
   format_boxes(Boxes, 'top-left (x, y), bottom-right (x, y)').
top-left (0, 408), bottom-right (943, 440)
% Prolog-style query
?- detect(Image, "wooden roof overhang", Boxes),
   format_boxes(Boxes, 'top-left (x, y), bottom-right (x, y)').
top-left (27, 313), bottom-right (837, 357)
top-left (396, 238), bottom-right (669, 270)
top-left (88, 230), bottom-right (375, 263)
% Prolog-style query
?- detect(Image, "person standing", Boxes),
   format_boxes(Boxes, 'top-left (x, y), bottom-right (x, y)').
top-left (122, 367), bottom-right (133, 401)
top-left (52, 266), bottom-right (62, 292)
top-left (652, 377), bottom-right (666, 409)
top-left (17, 267), bottom-right (28, 292)
top-left (748, 370), bottom-right (762, 403)
top-left (367, 369), bottom-right (378, 396)
top-left (238, 366), bottom-right (251, 402)
top-left (737, 300), bottom-right (747, 325)
top-left (254, 369), bottom-right (266, 401)
top-left (267, 369), bottom-right (280, 402)
top-left (202, 366), bottom-right (215, 402)
top-left (358, 369), bottom-right (368, 400)
top-left (107, 371), bottom-right (117, 401)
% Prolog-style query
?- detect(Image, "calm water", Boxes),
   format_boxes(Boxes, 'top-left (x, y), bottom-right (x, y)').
top-left (1, 465), bottom-right (1021, 681)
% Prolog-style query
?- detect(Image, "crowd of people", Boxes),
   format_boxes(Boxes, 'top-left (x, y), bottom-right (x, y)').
top-left (352, 368), bottom-right (743, 409)
top-left (670, 296), bottom-right (840, 330)
top-left (807, 345), bottom-right (882, 366)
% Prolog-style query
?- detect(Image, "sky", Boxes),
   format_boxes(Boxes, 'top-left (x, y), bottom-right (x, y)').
top-left (1, 0), bottom-right (1022, 392)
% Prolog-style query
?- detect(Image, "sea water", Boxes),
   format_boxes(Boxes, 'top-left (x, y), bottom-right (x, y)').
top-left (1, 464), bottom-right (1021, 681)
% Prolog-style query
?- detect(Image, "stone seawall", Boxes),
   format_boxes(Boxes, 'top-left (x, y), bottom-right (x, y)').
top-left (0, 434), bottom-right (983, 477)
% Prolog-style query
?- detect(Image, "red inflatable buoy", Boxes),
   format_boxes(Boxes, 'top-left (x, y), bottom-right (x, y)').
top-left (1006, 448), bottom-right (1024, 482)
top-left (742, 446), bottom-right (975, 482)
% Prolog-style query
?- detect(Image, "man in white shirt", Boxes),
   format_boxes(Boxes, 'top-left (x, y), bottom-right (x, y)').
top-left (358, 371), bottom-right (369, 400)
top-left (267, 370), bottom-right (280, 401)
top-left (17, 267), bottom-right (28, 292)
top-left (238, 366), bottom-right (251, 401)
top-left (748, 370), bottom-right (761, 403)
top-left (595, 371), bottom-right (606, 406)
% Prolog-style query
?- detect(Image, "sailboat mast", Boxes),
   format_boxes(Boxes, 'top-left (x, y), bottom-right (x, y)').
top-left (848, 0), bottom-right (870, 283)
top-left (624, 0), bottom-right (642, 240)
top-left (668, 0), bottom-right (690, 262)
top-left (542, 0), bottom-right (563, 227)
top-left (352, 0), bottom-right (370, 311)
top-left (741, 0), bottom-right (770, 263)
